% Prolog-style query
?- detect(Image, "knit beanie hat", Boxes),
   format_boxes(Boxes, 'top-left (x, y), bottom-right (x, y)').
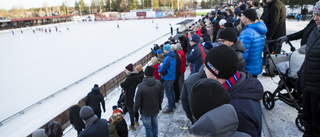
top-left (32, 129), bottom-right (48, 137)
top-left (94, 84), bottom-right (99, 87)
top-left (145, 66), bottom-right (155, 77)
top-left (125, 63), bottom-right (133, 71)
top-left (157, 49), bottom-right (163, 54)
top-left (45, 121), bottom-right (63, 137)
top-left (242, 9), bottom-right (257, 22)
top-left (189, 34), bottom-right (200, 43)
top-left (239, 4), bottom-right (247, 11)
top-left (163, 44), bottom-right (171, 51)
top-left (204, 41), bottom-right (213, 50)
top-left (80, 106), bottom-right (95, 120)
top-left (191, 78), bottom-right (231, 120)
top-left (224, 22), bottom-right (233, 28)
top-left (204, 44), bottom-right (238, 79)
top-left (314, 0), bottom-right (320, 14)
top-left (218, 28), bottom-right (237, 43)
top-left (219, 19), bottom-right (227, 26)
top-left (135, 64), bottom-right (143, 72)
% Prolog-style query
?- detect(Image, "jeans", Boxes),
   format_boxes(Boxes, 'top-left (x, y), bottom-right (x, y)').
top-left (141, 114), bottom-right (158, 137)
top-left (163, 80), bottom-right (175, 111)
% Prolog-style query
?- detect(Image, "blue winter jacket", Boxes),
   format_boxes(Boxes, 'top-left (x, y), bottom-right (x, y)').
top-left (158, 51), bottom-right (176, 81)
top-left (239, 21), bottom-right (267, 76)
top-left (228, 72), bottom-right (264, 137)
top-left (186, 43), bottom-right (205, 74)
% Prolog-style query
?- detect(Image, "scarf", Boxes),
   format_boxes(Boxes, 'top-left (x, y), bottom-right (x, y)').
top-left (85, 115), bottom-right (99, 128)
top-left (222, 71), bottom-right (240, 90)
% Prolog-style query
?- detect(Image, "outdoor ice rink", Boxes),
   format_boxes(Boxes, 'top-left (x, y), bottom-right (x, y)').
top-left (0, 18), bottom-right (309, 136)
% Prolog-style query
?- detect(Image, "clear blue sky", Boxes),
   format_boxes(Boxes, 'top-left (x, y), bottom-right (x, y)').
top-left (0, 0), bottom-right (91, 10)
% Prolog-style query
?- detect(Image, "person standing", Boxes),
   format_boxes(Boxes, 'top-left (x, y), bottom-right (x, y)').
top-left (111, 113), bottom-right (128, 137)
top-left (150, 57), bottom-right (161, 80)
top-left (79, 106), bottom-right (110, 137)
top-left (175, 43), bottom-right (186, 97)
top-left (32, 129), bottom-right (47, 137)
top-left (181, 65), bottom-right (207, 124)
top-left (300, 2), bottom-right (320, 136)
top-left (203, 45), bottom-right (264, 137)
top-left (186, 34), bottom-right (205, 74)
top-left (239, 9), bottom-right (267, 77)
top-left (158, 44), bottom-right (176, 113)
top-left (69, 105), bottom-right (85, 135)
top-left (170, 24), bottom-right (173, 35)
top-left (134, 66), bottom-right (164, 137)
top-left (218, 28), bottom-right (245, 72)
top-left (188, 78), bottom-right (250, 137)
top-left (135, 64), bottom-right (144, 81)
top-left (45, 121), bottom-right (63, 137)
top-left (120, 63), bottom-right (142, 130)
top-left (85, 84), bottom-right (106, 119)
top-left (264, 0), bottom-right (286, 54)
top-left (301, 6), bottom-right (308, 21)
top-left (278, 19), bottom-right (316, 46)
top-left (171, 44), bottom-right (181, 102)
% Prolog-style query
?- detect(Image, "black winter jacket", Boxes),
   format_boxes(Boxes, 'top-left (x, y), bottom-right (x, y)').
top-left (287, 20), bottom-right (316, 46)
top-left (134, 76), bottom-right (164, 116)
top-left (201, 28), bottom-right (211, 42)
top-left (115, 119), bottom-right (128, 137)
top-left (180, 66), bottom-right (206, 123)
top-left (69, 105), bottom-right (85, 131)
top-left (120, 71), bottom-right (142, 107)
top-left (231, 38), bottom-right (245, 72)
top-left (174, 51), bottom-right (181, 80)
top-left (265, 0), bottom-right (286, 40)
top-left (85, 87), bottom-right (106, 115)
top-left (300, 28), bottom-right (320, 96)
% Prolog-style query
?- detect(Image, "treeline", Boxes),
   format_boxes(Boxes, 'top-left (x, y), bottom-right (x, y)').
top-left (74, 0), bottom-right (198, 12)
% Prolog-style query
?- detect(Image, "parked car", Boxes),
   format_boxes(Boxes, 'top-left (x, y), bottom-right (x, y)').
top-left (287, 13), bottom-right (298, 19)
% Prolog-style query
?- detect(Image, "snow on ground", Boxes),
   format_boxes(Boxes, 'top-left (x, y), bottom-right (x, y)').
top-left (64, 20), bottom-right (310, 137)
top-left (0, 17), bottom-right (193, 136)
top-left (0, 18), bottom-right (311, 136)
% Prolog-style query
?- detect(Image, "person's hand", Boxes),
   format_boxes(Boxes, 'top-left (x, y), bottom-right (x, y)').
top-left (278, 36), bottom-right (288, 44)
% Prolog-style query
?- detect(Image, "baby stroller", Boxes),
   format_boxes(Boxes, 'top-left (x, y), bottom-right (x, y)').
top-left (262, 40), bottom-right (305, 132)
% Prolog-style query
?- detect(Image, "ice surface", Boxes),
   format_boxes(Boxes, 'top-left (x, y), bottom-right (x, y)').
top-left (0, 17), bottom-right (191, 136)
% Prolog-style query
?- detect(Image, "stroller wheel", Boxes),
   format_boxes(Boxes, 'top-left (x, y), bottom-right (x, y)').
top-left (263, 91), bottom-right (275, 110)
top-left (295, 116), bottom-right (305, 132)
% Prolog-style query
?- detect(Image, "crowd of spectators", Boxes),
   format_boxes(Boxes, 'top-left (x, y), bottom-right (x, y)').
top-left (31, 0), bottom-right (320, 136)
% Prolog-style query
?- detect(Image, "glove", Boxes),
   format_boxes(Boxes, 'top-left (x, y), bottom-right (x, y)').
top-left (278, 36), bottom-right (288, 44)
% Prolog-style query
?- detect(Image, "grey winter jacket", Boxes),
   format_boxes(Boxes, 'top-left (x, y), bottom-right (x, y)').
top-left (300, 28), bottom-right (320, 96)
top-left (189, 104), bottom-right (251, 137)
top-left (134, 76), bottom-right (164, 116)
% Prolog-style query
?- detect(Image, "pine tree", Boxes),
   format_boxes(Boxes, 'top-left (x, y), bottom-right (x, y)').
top-left (106, 0), bottom-right (111, 11)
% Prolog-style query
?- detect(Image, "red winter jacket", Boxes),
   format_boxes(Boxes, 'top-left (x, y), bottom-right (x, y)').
top-left (153, 64), bottom-right (161, 80)
top-left (177, 50), bottom-right (186, 75)
top-left (195, 28), bottom-right (202, 37)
